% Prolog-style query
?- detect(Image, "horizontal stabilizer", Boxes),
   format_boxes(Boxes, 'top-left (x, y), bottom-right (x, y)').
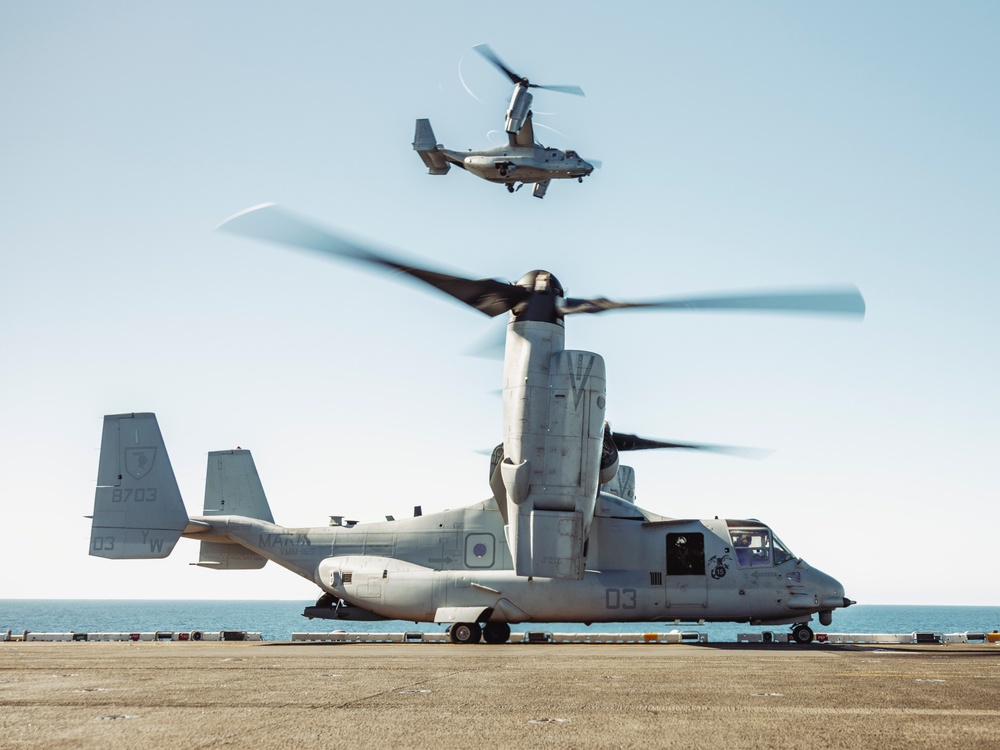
top-left (90, 413), bottom-right (190, 559)
top-left (194, 541), bottom-right (268, 570)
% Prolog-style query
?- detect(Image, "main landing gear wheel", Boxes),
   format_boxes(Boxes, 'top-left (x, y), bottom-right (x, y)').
top-left (482, 622), bottom-right (511, 644)
top-left (791, 624), bottom-right (814, 644)
top-left (449, 622), bottom-right (482, 644)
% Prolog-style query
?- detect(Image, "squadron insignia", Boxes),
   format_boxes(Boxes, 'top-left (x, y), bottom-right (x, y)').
top-left (125, 447), bottom-right (156, 480)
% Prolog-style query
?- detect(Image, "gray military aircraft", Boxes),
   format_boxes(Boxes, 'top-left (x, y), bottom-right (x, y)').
top-left (413, 113), bottom-right (596, 199)
top-left (88, 204), bottom-right (863, 644)
top-left (414, 44), bottom-right (594, 199)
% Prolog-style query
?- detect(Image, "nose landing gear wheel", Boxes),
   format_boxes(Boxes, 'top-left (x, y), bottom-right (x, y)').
top-left (482, 622), bottom-right (511, 644)
top-left (791, 624), bottom-right (814, 644)
top-left (449, 622), bottom-right (482, 644)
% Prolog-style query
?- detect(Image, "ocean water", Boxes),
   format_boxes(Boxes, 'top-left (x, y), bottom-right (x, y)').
top-left (3, 600), bottom-right (999, 642)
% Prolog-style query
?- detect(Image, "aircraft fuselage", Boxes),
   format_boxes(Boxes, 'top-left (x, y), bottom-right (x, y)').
top-left (192, 494), bottom-right (849, 628)
top-left (439, 145), bottom-right (594, 184)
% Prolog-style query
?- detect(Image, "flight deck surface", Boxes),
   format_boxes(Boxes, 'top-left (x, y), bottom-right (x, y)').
top-left (2, 642), bottom-right (998, 749)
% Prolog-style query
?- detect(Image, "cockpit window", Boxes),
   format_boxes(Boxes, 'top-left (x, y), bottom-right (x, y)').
top-left (727, 525), bottom-right (797, 567)
top-left (729, 527), bottom-right (772, 568)
top-left (772, 535), bottom-right (795, 564)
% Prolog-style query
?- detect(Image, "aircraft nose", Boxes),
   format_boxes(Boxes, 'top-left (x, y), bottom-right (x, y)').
top-left (821, 595), bottom-right (854, 609)
top-left (811, 569), bottom-right (851, 610)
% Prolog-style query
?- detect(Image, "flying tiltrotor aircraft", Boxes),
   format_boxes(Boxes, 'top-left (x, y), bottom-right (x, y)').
top-left (414, 45), bottom-right (595, 198)
top-left (88, 204), bottom-right (862, 644)
top-left (413, 113), bottom-right (595, 199)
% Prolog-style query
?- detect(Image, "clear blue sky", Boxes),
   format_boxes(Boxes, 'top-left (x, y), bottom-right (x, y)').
top-left (2, 2), bottom-right (997, 605)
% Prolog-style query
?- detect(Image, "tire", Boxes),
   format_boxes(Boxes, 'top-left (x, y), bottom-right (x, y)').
top-left (792, 624), bottom-right (814, 644)
top-left (449, 622), bottom-right (482, 644)
top-left (482, 622), bottom-right (511, 644)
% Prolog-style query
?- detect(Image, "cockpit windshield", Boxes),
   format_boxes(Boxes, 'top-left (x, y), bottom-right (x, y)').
top-left (727, 523), bottom-right (796, 568)
top-left (772, 535), bottom-right (795, 564)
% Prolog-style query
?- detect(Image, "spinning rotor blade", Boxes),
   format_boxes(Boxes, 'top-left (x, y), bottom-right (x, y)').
top-left (561, 287), bottom-right (866, 318)
top-left (611, 431), bottom-right (770, 459)
top-left (535, 84), bottom-right (587, 96)
top-left (473, 43), bottom-right (520, 84)
top-left (218, 204), bottom-right (527, 317)
top-left (473, 44), bottom-right (585, 96)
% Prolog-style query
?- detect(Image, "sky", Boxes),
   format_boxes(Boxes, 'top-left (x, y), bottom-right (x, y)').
top-left (2, 2), bottom-right (998, 607)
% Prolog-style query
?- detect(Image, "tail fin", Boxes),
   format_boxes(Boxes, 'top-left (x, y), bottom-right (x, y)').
top-left (203, 450), bottom-right (274, 522)
top-left (413, 119), bottom-right (450, 175)
top-left (89, 413), bottom-right (190, 559)
top-left (193, 450), bottom-right (272, 570)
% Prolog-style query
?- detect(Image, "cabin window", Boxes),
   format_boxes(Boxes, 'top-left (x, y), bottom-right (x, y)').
top-left (666, 533), bottom-right (705, 575)
top-left (465, 533), bottom-right (496, 568)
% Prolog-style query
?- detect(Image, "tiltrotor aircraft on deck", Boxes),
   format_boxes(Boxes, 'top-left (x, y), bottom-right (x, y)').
top-left (89, 204), bottom-right (862, 644)
top-left (414, 45), bottom-right (595, 198)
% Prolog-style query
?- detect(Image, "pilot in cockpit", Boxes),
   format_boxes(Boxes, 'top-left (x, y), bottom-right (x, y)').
top-left (734, 533), bottom-right (754, 567)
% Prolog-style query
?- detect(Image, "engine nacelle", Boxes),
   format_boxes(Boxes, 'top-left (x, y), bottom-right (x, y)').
top-left (505, 87), bottom-right (533, 135)
top-left (502, 337), bottom-right (606, 579)
top-left (600, 465), bottom-right (636, 503)
top-left (599, 423), bottom-right (620, 485)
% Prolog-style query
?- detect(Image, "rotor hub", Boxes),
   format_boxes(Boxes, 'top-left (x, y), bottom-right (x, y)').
top-left (515, 270), bottom-right (564, 297)
top-left (512, 270), bottom-right (564, 323)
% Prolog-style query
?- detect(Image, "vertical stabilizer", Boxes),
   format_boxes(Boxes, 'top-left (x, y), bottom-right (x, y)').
top-left (203, 450), bottom-right (274, 522)
top-left (90, 413), bottom-right (189, 559)
top-left (413, 119), bottom-right (451, 175)
top-left (194, 450), bottom-right (272, 569)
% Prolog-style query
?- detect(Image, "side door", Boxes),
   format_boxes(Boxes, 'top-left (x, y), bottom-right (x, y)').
top-left (664, 532), bottom-right (707, 608)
